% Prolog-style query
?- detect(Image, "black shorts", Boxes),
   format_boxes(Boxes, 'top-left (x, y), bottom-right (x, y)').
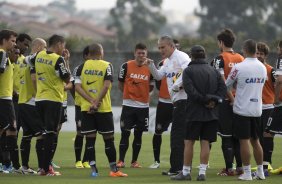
top-left (217, 100), bottom-right (233, 137)
top-left (0, 99), bottom-right (16, 131)
top-left (261, 108), bottom-right (273, 133)
top-left (265, 106), bottom-right (282, 135)
top-left (19, 104), bottom-right (44, 138)
top-left (155, 102), bottom-right (173, 134)
top-left (81, 111), bottom-right (114, 135)
top-left (185, 120), bottom-right (218, 142)
top-left (120, 106), bottom-right (149, 132)
top-left (35, 101), bottom-right (62, 134)
top-left (233, 113), bottom-right (261, 139)
top-left (60, 106), bottom-right (68, 124)
top-left (75, 105), bottom-right (82, 131)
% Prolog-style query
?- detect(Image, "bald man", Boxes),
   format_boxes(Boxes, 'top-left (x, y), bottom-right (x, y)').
top-left (18, 38), bottom-right (47, 174)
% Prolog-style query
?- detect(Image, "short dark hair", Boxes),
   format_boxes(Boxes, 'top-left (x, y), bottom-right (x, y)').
top-left (48, 34), bottom-right (65, 47)
top-left (0, 29), bottom-right (17, 45)
top-left (190, 45), bottom-right (206, 59)
top-left (217, 28), bottom-right (235, 48)
top-left (88, 43), bottom-right (103, 56)
top-left (257, 42), bottom-right (269, 56)
top-left (16, 33), bottom-right (32, 43)
top-left (135, 43), bottom-right (147, 51)
top-left (82, 45), bottom-right (89, 60)
top-left (243, 39), bottom-right (257, 55)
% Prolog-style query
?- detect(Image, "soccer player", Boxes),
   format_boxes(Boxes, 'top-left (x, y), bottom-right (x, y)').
top-left (265, 40), bottom-right (282, 174)
top-left (172, 45), bottom-right (226, 181)
top-left (149, 39), bottom-right (180, 169)
top-left (18, 38), bottom-right (47, 174)
top-left (117, 43), bottom-right (154, 169)
top-left (0, 29), bottom-right (18, 173)
top-left (50, 48), bottom-right (72, 169)
top-left (211, 28), bottom-right (244, 176)
top-left (73, 46), bottom-right (91, 169)
top-left (30, 34), bottom-right (70, 176)
top-left (75, 43), bottom-right (127, 177)
top-left (226, 39), bottom-right (267, 180)
top-left (13, 33), bottom-right (32, 131)
top-left (145, 35), bottom-right (191, 175)
top-left (255, 42), bottom-right (275, 176)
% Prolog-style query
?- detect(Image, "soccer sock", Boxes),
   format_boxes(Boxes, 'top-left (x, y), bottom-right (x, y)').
top-left (43, 134), bottom-right (54, 172)
top-left (182, 165), bottom-right (191, 175)
top-left (263, 137), bottom-right (273, 164)
top-left (233, 138), bottom-right (242, 167)
top-left (119, 130), bottom-right (130, 162)
top-left (132, 130), bottom-right (143, 163)
top-left (0, 134), bottom-right (4, 164)
top-left (1, 134), bottom-right (10, 167)
top-left (152, 134), bottom-right (162, 163)
top-left (74, 134), bottom-right (83, 162)
top-left (86, 137), bottom-right (96, 165)
top-left (104, 137), bottom-right (116, 163)
top-left (36, 138), bottom-right (44, 169)
top-left (51, 134), bottom-right (58, 161)
top-left (199, 164), bottom-right (208, 175)
top-left (221, 137), bottom-right (234, 170)
top-left (243, 165), bottom-right (251, 176)
top-left (20, 137), bottom-right (31, 167)
top-left (6, 135), bottom-right (20, 169)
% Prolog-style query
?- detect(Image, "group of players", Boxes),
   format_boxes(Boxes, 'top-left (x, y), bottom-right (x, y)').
top-left (0, 27), bottom-right (282, 181)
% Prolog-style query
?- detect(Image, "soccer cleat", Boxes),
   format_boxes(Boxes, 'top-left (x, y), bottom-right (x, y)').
top-left (49, 165), bottom-right (61, 176)
top-left (110, 170), bottom-right (128, 177)
top-left (270, 167), bottom-right (282, 174)
top-left (75, 161), bottom-right (84, 168)
top-left (130, 161), bottom-right (142, 168)
top-left (91, 171), bottom-right (98, 177)
top-left (2, 165), bottom-right (14, 174)
top-left (38, 169), bottom-right (46, 176)
top-left (14, 168), bottom-right (25, 174)
top-left (149, 161), bottom-right (160, 169)
top-left (21, 166), bottom-right (37, 174)
top-left (238, 173), bottom-right (252, 181)
top-left (252, 171), bottom-right (266, 180)
top-left (217, 168), bottom-right (235, 176)
top-left (197, 174), bottom-right (206, 181)
top-left (117, 160), bottom-right (125, 168)
top-left (171, 172), bottom-right (191, 180)
top-left (162, 170), bottom-right (179, 176)
top-left (235, 168), bottom-right (244, 175)
top-left (82, 162), bottom-right (91, 168)
top-left (51, 161), bottom-right (61, 169)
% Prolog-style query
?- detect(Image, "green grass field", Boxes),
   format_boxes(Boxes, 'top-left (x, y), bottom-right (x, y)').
top-left (1, 132), bottom-right (282, 183)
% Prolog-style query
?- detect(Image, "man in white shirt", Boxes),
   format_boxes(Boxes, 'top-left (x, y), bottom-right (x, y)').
top-left (226, 39), bottom-right (267, 181)
top-left (145, 35), bottom-right (191, 175)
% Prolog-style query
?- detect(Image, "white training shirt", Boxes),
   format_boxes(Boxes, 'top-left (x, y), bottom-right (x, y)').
top-left (148, 49), bottom-right (191, 102)
top-left (226, 57), bottom-right (267, 117)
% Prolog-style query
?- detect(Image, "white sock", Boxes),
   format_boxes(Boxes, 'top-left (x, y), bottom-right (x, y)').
top-left (199, 164), bottom-right (208, 175)
top-left (257, 165), bottom-right (263, 172)
top-left (243, 165), bottom-right (251, 176)
top-left (182, 165), bottom-right (191, 176)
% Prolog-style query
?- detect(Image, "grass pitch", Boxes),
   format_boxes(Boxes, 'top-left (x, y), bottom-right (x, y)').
top-left (1, 132), bottom-right (282, 183)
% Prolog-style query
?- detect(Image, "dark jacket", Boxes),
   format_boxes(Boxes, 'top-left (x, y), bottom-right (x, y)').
top-left (182, 59), bottom-right (226, 122)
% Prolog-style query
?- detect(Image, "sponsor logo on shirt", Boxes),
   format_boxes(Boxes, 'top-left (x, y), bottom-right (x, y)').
top-left (86, 81), bottom-right (96, 85)
top-left (245, 78), bottom-right (265, 83)
top-left (84, 69), bottom-right (103, 76)
top-left (130, 73), bottom-right (148, 80)
top-left (36, 58), bottom-right (53, 65)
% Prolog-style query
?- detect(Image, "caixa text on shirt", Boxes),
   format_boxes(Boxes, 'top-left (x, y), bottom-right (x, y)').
top-left (84, 69), bottom-right (103, 76)
top-left (130, 73), bottom-right (148, 80)
top-left (36, 58), bottom-right (52, 65)
top-left (245, 78), bottom-right (266, 83)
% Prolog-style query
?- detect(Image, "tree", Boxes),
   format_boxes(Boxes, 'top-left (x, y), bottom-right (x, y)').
top-left (196, 0), bottom-right (280, 42)
top-left (108, 0), bottom-right (166, 50)
top-left (48, 0), bottom-right (77, 14)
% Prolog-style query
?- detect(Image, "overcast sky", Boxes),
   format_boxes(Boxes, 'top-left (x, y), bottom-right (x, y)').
top-left (4, 0), bottom-right (199, 13)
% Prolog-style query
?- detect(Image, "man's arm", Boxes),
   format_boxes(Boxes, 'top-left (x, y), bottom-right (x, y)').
top-left (0, 52), bottom-right (7, 74)
top-left (55, 56), bottom-right (70, 84)
top-left (146, 59), bottom-right (166, 81)
top-left (225, 66), bottom-right (238, 91)
top-left (274, 75), bottom-right (282, 105)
